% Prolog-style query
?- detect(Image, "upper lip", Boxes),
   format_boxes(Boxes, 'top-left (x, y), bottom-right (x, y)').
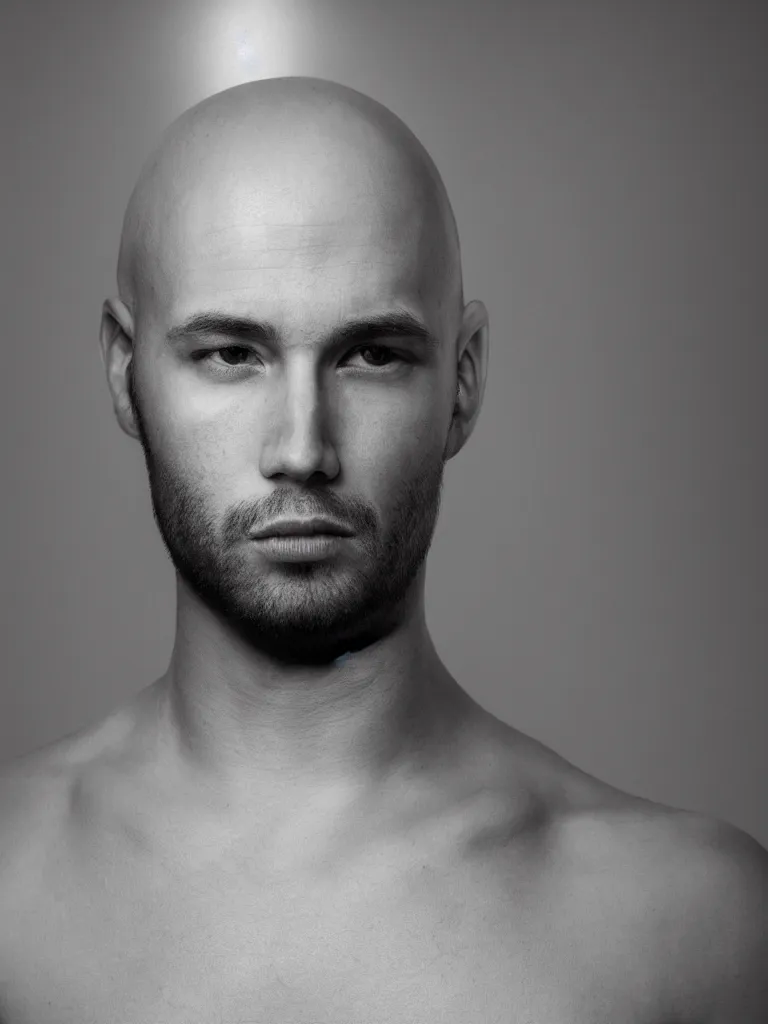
top-left (250, 517), bottom-right (354, 539)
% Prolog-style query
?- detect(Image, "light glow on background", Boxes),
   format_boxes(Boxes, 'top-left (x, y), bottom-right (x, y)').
top-left (182, 1), bottom-right (311, 95)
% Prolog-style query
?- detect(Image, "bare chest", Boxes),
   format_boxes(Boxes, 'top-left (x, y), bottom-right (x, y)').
top-left (0, 831), bottom-right (668, 1024)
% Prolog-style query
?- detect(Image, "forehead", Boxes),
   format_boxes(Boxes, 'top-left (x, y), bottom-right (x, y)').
top-left (149, 163), bottom-right (442, 336)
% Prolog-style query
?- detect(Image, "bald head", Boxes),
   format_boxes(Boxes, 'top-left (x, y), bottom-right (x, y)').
top-left (103, 78), bottom-right (487, 661)
top-left (117, 76), bottom-right (463, 336)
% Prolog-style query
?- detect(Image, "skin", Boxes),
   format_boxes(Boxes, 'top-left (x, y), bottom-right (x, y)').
top-left (0, 77), bottom-right (766, 1024)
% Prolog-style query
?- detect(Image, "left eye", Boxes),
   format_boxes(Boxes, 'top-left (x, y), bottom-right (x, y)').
top-left (207, 346), bottom-right (256, 367)
top-left (347, 345), bottom-right (402, 367)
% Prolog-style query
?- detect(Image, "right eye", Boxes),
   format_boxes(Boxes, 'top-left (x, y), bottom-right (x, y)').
top-left (195, 347), bottom-right (262, 369)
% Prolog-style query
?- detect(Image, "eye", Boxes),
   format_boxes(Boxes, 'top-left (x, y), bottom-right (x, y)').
top-left (196, 346), bottom-right (260, 368)
top-left (345, 345), bottom-right (405, 368)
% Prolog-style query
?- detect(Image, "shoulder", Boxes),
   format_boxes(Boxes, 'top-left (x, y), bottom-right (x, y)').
top-left (0, 748), bottom-right (75, 951)
top-left (0, 725), bottom-right (137, 953)
top-left (0, 745), bottom-right (75, 867)
top-left (654, 809), bottom-right (768, 1023)
top-left (557, 795), bottom-right (768, 1023)
top-left (0, 712), bottom-right (133, 889)
top-left (0, 704), bottom-right (144, 829)
top-left (476, 722), bottom-right (767, 1021)
top-left (498, 725), bottom-right (768, 1023)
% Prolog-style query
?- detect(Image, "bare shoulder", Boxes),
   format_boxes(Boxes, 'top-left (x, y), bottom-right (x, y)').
top-left (551, 769), bottom-right (768, 1023)
top-left (485, 721), bottom-right (768, 1022)
top-left (0, 741), bottom-right (77, 838)
top-left (0, 710), bottom-right (136, 894)
top-left (0, 745), bottom-right (75, 927)
top-left (626, 805), bottom-right (768, 1024)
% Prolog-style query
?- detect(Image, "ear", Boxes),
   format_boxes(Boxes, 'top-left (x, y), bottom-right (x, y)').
top-left (444, 299), bottom-right (490, 461)
top-left (100, 297), bottom-right (140, 439)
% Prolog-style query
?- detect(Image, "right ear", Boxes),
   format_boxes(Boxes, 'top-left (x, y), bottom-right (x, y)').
top-left (100, 297), bottom-right (139, 439)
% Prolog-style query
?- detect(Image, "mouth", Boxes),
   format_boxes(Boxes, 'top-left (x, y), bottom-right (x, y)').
top-left (250, 517), bottom-right (354, 540)
top-left (250, 532), bottom-right (350, 563)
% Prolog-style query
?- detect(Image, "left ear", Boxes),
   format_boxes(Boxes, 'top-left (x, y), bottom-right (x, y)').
top-left (444, 299), bottom-right (490, 460)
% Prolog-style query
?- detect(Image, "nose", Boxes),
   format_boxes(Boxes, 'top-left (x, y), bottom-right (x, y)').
top-left (258, 358), bottom-right (340, 483)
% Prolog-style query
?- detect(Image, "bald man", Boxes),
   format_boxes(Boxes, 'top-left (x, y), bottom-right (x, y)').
top-left (0, 77), bottom-right (766, 1024)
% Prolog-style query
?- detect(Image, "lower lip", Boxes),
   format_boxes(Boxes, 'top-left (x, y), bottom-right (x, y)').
top-left (251, 534), bottom-right (349, 561)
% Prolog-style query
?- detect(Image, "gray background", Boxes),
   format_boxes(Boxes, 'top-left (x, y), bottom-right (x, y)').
top-left (2, 1), bottom-right (766, 846)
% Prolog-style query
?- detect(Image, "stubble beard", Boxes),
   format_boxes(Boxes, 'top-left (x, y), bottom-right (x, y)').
top-left (127, 365), bottom-right (447, 665)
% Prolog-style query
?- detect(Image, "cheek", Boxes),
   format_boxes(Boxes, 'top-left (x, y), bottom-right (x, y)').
top-left (147, 366), bottom-right (239, 456)
top-left (143, 389), bottom-right (244, 508)
top-left (345, 394), bottom-right (445, 485)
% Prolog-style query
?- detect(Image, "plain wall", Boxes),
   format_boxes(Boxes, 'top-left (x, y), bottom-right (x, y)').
top-left (2, 0), bottom-right (766, 846)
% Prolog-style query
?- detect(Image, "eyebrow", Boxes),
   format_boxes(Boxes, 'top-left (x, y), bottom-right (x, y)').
top-left (165, 309), bottom-right (440, 352)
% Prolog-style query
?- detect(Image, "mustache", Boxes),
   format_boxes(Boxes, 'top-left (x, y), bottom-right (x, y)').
top-left (240, 494), bottom-right (375, 539)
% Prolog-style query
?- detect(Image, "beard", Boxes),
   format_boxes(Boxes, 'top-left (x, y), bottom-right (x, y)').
top-left (127, 363), bottom-right (447, 666)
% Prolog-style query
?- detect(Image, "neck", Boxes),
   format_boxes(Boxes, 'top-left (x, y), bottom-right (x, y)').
top-left (150, 574), bottom-right (481, 815)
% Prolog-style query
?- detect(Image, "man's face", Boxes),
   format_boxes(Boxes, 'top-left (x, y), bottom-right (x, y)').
top-left (127, 155), bottom-right (457, 665)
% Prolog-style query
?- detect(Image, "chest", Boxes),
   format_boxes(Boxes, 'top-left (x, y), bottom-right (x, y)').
top-left (0, 842), bottom-right (667, 1024)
